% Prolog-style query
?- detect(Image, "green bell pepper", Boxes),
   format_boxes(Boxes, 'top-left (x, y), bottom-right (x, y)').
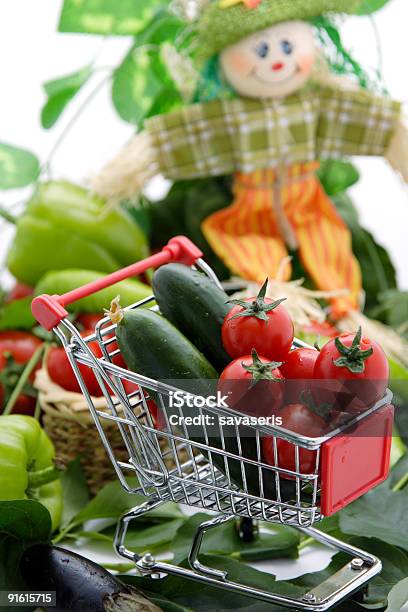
top-left (0, 415), bottom-right (63, 531)
top-left (7, 181), bottom-right (149, 285)
top-left (35, 269), bottom-right (153, 313)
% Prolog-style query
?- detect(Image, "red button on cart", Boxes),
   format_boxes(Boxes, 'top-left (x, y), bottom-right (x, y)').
top-left (320, 404), bottom-right (394, 516)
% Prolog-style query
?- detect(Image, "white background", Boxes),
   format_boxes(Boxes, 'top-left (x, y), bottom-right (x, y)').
top-left (0, 0), bottom-right (407, 604)
top-left (0, 0), bottom-right (407, 289)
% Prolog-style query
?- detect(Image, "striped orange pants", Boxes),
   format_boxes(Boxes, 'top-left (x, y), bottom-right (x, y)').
top-left (202, 163), bottom-right (362, 319)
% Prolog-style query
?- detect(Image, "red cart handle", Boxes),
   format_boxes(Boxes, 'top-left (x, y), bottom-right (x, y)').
top-left (32, 236), bottom-right (203, 331)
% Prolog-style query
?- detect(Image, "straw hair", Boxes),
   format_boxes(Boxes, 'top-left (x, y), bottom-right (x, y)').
top-left (91, 131), bottom-right (158, 203)
top-left (198, 0), bottom-right (362, 58)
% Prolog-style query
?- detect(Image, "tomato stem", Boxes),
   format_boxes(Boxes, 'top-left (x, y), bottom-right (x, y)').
top-left (3, 343), bottom-right (45, 415)
top-left (228, 278), bottom-right (287, 322)
top-left (242, 349), bottom-right (282, 383)
top-left (333, 327), bottom-right (373, 374)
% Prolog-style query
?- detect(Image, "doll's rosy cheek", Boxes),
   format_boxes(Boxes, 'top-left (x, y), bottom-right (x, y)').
top-left (225, 50), bottom-right (254, 76)
top-left (297, 53), bottom-right (315, 75)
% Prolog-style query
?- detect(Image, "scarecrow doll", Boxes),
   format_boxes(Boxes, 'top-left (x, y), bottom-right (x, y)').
top-left (95, 0), bottom-right (408, 327)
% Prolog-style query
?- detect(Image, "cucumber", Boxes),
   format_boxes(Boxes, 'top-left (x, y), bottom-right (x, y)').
top-left (152, 263), bottom-right (232, 372)
top-left (116, 308), bottom-right (218, 391)
top-left (115, 307), bottom-right (295, 504)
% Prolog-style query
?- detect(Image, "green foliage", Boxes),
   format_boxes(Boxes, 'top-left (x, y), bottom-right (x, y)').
top-left (41, 66), bottom-right (93, 129)
top-left (0, 500), bottom-right (52, 593)
top-left (313, 15), bottom-right (385, 91)
top-left (386, 576), bottom-right (408, 611)
top-left (317, 160), bottom-right (360, 196)
top-left (372, 290), bottom-right (408, 338)
top-left (112, 45), bottom-right (181, 126)
top-left (171, 513), bottom-right (300, 564)
top-left (0, 297), bottom-right (35, 331)
top-left (122, 554), bottom-right (305, 612)
top-left (59, 458), bottom-right (90, 528)
top-left (338, 456), bottom-right (408, 550)
top-left (58, 0), bottom-right (167, 36)
top-left (0, 143), bottom-right (40, 190)
top-left (0, 500), bottom-right (51, 543)
top-left (356, 0), bottom-right (392, 15)
top-left (333, 193), bottom-right (397, 309)
top-left (295, 537), bottom-right (408, 609)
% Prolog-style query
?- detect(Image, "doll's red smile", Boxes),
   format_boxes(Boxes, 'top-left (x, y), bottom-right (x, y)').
top-left (250, 64), bottom-right (299, 85)
top-left (272, 62), bottom-right (284, 71)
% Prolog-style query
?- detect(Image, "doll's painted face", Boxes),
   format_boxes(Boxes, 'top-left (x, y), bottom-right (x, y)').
top-left (220, 21), bottom-right (316, 99)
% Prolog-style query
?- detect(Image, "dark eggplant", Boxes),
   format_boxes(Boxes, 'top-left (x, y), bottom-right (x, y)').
top-left (20, 544), bottom-right (161, 612)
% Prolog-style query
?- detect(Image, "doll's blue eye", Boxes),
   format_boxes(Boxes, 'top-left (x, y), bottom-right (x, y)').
top-left (255, 42), bottom-right (269, 58)
top-left (281, 40), bottom-right (294, 55)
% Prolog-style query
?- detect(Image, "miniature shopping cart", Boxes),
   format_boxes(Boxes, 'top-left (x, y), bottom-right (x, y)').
top-left (32, 236), bottom-right (394, 611)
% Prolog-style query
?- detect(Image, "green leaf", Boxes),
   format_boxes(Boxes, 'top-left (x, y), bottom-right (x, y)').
top-left (0, 536), bottom-right (26, 593)
top-left (0, 500), bottom-right (51, 542)
top-left (356, 0), bottom-right (391, 15)
top-left (333, 192), bottom-right (360, 232)
top-left (97, 518), bottom-right (186, 553)
top-left (0, 501), bottom-right (50, 596)
top-left (141, 593), bottom-right (191, 612)
top-left (360, 539), bottom-right (408, 608)
top-left (333, 193), bottom-right (397, 308)
top-left (137, 10), bottom-right (184, 46)
top-left (58, 0), bottom-right (166, 36)
top-left (0, 297), bottom-right (35, 331)
top-left (378, 360), bottom-right (408, 448)
top-left (387, 453), bottom-right (408, 489)
top-left (59, 457), bottom-right (90, 528)
top-left (71, 478), bottom-right (146, 526)
top-left (0, 143), bottom-right (40, 190)
top-left (69, 477), bottom-right (182, 529)
top-left (387, 576), bottom-right (408, 611)
top-left (72, 529), bottom-right (113, 543)
top-left (112, 45), bottom-right (181, 126)
top-left (373, 290), bottom-right (408, 336)
top-left (317, 160), bottom-right (360, 196)
top-left (171, 514), bottom-right (299, 564)
top-left (41, 66), bottom-right (92, 129)
top-left (339, 472), bottom-right (408, 551)
top-left (118, 518), bottom-right (185, 554)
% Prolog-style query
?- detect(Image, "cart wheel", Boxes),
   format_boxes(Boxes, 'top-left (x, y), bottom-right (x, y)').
top-left (236, 517), bottom-right (258, 543)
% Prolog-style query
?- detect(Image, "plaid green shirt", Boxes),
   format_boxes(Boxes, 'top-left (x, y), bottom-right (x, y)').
top-left (145, 85), bottom-right (401, 180)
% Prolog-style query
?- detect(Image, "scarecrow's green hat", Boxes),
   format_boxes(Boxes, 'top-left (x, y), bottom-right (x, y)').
top-left (198, 0), bottom-right (362, 58)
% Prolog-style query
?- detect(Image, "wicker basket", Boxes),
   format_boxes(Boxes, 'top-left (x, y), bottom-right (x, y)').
top-left (35, 369), bottom-right (176, 495)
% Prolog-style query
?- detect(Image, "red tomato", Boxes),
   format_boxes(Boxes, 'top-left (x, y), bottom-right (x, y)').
top-left (222, 280), bottom-right (294, 362)
top-left (0, 331), bottom-right (42, 415)
top-left (280, 347), bottom-right (319, 403)
top-left (47, 331), bottom-right (104, 397)
top-left (219, 350), bottom-right (284, 417)
top-left (77, 313), bottom-right (103, 330)
top-left (146, 397), bottom-right (166, 430)
top-left (6, 282), bottom-right (34, 303)
top-left (313, 327), bottom-right (389, 415)
top-left (262, 403), bottom-right (326, 477)
top-left (78, 319), bottom-right (125, 370)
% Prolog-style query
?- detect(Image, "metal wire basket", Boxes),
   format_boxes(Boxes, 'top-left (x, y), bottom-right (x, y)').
top-left (32, 236), bottom-right (394, 611)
